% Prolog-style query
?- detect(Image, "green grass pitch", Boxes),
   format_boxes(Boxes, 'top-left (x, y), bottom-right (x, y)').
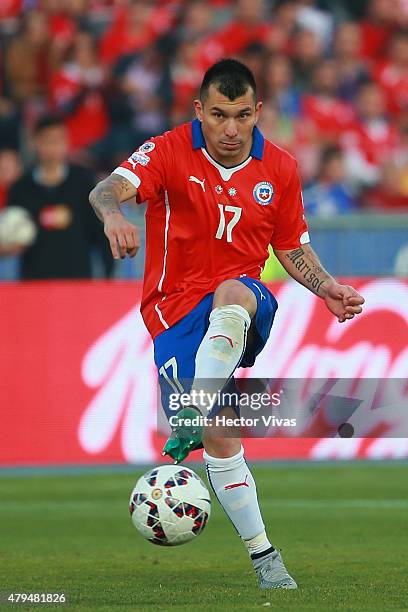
top-left (1, 462), bottom-right (407, 611)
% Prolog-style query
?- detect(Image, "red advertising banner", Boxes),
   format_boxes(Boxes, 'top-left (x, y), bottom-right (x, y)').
top-left (1, 279), bottom-right (408, 467)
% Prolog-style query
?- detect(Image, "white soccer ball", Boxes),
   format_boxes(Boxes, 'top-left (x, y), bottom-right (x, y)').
top-left (0, 206), bottom-right (37, 248)
top-left (129, 465), bottom-right (211, 546)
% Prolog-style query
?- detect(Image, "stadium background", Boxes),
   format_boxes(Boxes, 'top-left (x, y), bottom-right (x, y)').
top-left (1, 4), bottom-right (408, 610)
top-left (0, 0), bottom-right (408, 462)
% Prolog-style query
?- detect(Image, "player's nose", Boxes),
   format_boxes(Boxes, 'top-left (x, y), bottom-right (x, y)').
top-left (224, 119), bottom-right (238, 138)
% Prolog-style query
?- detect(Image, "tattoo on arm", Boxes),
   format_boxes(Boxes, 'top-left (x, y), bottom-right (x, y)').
top-left (89, 175), bottom-right (135, 222)
top-left (284, 246), bottom-right (332, 296)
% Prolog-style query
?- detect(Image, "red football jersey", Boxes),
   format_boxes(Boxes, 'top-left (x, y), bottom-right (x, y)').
top-left (114, 121), bottom-right (309, 339)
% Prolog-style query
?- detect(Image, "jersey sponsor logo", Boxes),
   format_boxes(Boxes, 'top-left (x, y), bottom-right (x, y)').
top-left (253, 181), bottom-right (274, 205)
top-left (189, 175), bottom-right (206, 192)
top-left (128, 151), bottom-right (150, 169)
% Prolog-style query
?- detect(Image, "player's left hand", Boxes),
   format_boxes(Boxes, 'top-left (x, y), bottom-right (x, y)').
top-left (323, 281), bottom-right (365, 323)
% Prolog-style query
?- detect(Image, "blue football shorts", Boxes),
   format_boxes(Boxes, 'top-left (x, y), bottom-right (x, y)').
top-left (153, 277), bottom-right (278, 420)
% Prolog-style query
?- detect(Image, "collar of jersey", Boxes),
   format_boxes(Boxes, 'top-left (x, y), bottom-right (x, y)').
top-left (191, 118), bottom-right (264, 161)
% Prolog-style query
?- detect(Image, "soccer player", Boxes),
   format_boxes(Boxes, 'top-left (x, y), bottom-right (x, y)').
top-left (89, 59), bottom-right (364, 590)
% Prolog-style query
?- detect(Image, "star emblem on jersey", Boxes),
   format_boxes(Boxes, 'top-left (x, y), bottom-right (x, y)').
top-left (215, 185), bottom-right (223, 194)
top-left (228, 187), bottom-right (237, 197)
top-left (253, 181), bottom-right (274, 206)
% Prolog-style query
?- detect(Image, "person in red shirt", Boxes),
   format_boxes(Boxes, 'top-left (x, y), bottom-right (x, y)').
top-left (358, 0), bottom-right (397, 61)
top-left (99, 0), bottom-right (175, 66)
top-left (49, 32), bottom-right (110, 152)
top-left (301, 58), bottom-right (356, 144)
top-left (341, 81), bottom-right (400, 187)
top-left (89, 59), bottom-right (364, 590)
top-left (196, 0), bottom-right (272, 73)
top-left (374, 30), bottom-right (408, 117)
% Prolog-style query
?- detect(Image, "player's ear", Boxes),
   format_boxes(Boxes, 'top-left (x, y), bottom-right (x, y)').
top-left (194, 99), bottom-right (203, 121)
top-left (254, 100), bottom-right (262, 124)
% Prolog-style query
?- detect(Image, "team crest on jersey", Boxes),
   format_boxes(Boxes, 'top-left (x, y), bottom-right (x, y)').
top-left (253, 182), bottom-right (274, 205)
top-left (138, 141), bottom-right (155, 154)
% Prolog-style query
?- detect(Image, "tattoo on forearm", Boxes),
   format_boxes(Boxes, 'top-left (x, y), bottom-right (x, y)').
top-left (285, 247), bottom-right (331, 295)
top-left (89, 175), bottom-right (133, 221)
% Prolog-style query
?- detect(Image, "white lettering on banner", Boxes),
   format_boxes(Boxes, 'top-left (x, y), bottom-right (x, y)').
top-left (243, 279), bottom-right (408, 451)
top-left (77, 280), bottom-right (408, 462)
top-left (311, 438), bottom-right (362, 460)
top-left (79, 306), bottom-right (157, 463)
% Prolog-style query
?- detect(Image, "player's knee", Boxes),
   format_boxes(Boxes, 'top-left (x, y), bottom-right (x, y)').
top-left (213, 280), bottom-right (257, 318)
top-left (202, 433), bottom-right (241, 458)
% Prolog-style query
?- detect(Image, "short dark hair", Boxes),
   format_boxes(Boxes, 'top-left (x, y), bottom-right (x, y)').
top-left (200, 59), bottom-right (257, 103)
top-left (321, 145), bottom-right (342, 167)
top-left (33, 114), bottom-right (65, 135)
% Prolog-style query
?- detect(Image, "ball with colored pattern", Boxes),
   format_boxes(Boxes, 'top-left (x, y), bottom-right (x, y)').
top-left (129, 465), bottom-right (211, 546)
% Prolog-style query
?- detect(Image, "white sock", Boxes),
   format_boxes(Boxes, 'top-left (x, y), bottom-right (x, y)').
top-left (204, 446), bottom-right (273, 555)
top-left (191, 304), bottom-right (251, 413)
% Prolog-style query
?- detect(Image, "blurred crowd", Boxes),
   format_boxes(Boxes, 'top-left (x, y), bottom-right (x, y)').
top-left (1, 0), bottom-right (408, 219)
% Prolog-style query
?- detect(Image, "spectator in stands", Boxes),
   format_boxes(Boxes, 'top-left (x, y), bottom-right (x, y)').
top-left (49, 31), bottom-right (110, 153)
top-left (359, 0), bottom-right (395, 62)
top-left (178, 0), bottom-right (214, 40)
top-left (295, 0), bottom-right (334, 51)
top-left (263, 0), bottom-right (298, 55)
top-left (99, 0), bottom-right (175, 67)
top-left (291, 28), bottom-right (324, 90)
top-left (169, 1), bottom-right (215, 124)
top-left (1, 0), bottom-right (408, 282)
top-left (0, 94), bottom-right (20, 151)
top-left (0, 0), bottom-right (21, 32)
top-left (239, 43), bottom-right (267, 98)
top-left (363, 162), bottom-right (408, 210)
top-left (5, 115), bottom-right (113, 280)
top-left (99, 1), bottom-right (156, 66)
top-left (170, 39), bottom-right (201, 125)
top-left (301, 58), bottom-right (355, 144)
top-left (374, 30), bottom-right (408, 117)
top-left (341, 81), bottom-right (400, 187)
top-left (0, 149), bottom-right (22, 209)
top-left (196, 0), bottom-right (271, 72)
top-left (263, 53), bottom-right (301, 118)
top-left (303, 145), bottom-right (358, 217)
top-left (257, 103), bottom-right (296, 153)
top-left (42, 0), bottom-right (78, 53)
top-left (5, 10), bottom-right (61, 103)
top-left (358, 0), bottom-right (397, 60)
top-left (117, 46), bottom-right (173, 150)
top-left (334, 21), bottom-right (370, 102)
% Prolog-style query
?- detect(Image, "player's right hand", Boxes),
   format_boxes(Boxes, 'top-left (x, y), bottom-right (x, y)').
top-left (104, 213), bottom-right (140, 259)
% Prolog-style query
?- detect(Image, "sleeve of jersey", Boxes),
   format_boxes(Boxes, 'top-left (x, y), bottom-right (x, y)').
top-left (270, 161), bottom-right (310, 250)
top-left (112, 134), bottom-right (171, 203)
